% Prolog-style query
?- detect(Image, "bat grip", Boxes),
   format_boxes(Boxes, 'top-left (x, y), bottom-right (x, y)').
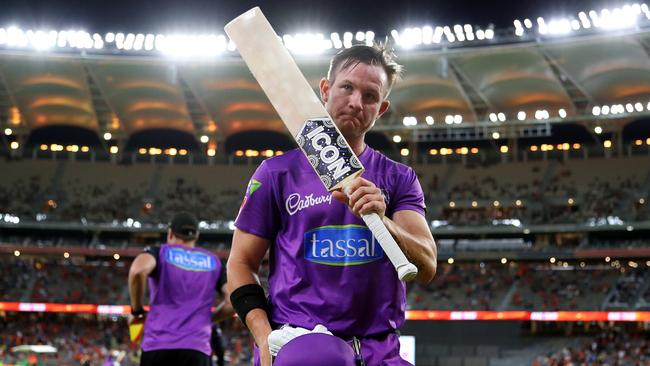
top-left (342, 186), bottom-right (417, 281)
top-left (360, 212), bottom-right (418, 282)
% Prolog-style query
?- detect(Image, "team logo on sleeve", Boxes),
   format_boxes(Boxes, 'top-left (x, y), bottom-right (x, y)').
top-left (246, 179), bottom-right (262, 197)
top-left (165, 247), bottom-right (216, 272)
top-left (303, 225), bottom-right (384, 266)
top-left (239, 178), bottom-right (262, 214)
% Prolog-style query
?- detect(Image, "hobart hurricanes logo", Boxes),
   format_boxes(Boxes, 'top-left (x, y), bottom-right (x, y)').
top-left (246, 179), bottom-right (262, 197)
top-left (165, 247), bottom-right (216, 272)
top-left (304, 225), bottom-right (384, 266)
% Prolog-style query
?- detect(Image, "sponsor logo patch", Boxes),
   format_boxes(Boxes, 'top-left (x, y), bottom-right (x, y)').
top-left (285, 192), bottom-right (332, 215)
top-left (304, 225), bottom-right (384, 266)
top-left (165, 247), bottom-right (216, 272)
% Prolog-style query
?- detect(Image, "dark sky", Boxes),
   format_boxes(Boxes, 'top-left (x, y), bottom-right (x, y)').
top-left (0, 0), bottom-right (627, 36)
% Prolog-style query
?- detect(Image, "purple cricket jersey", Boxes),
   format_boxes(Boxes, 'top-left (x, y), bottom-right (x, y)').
top-left (235, 146), bottom-right (425, 339)
top-left (141, 243), bottom-right (223, 355)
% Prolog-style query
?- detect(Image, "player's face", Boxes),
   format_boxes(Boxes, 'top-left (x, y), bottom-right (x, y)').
top-left (320, 62), bottom-right (390, 140)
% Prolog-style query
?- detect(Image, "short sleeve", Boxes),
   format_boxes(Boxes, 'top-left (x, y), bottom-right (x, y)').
top-left (389, 167), bottom-right (426, 217)
top-left (234, 160), bottom-right (281, 240)
top-left (143, 245), bottom-right (160, 278)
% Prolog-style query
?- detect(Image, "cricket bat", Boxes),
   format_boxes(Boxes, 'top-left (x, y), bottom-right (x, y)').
top-left (225, 7), bottom-right (418, 281)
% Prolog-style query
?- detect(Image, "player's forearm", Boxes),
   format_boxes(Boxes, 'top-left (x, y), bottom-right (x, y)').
top-left (212, 300), bottom-right (235, 322)
top-left (227, 260), bottom-right (273, 344)
top-left (128, 272), bottom-right (147, 310)
top-left (382, 217), bottom-right (437, 283)
top-left (246, 308), bottom-right (273, 350)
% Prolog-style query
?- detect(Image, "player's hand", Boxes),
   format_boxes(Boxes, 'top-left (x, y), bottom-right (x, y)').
top-left (128, 308), bottom-right (147, 344)
top-left (333, 177), bottom-right (386, 219)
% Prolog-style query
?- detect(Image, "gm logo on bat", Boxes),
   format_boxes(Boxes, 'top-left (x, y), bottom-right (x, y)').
top-left (166, 247), bottom-right (216, 272)
top-left (303, 225), bottom-right (384, 266)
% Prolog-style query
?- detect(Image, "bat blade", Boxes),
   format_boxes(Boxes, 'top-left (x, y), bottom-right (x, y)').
top-left (225, 7), bottom-right (362, 191)
top-left (225, 7), bottom-right (418, 281)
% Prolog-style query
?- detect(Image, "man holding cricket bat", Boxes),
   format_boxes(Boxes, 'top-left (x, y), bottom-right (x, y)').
top-left (228, 44), bottom-right (437, 365)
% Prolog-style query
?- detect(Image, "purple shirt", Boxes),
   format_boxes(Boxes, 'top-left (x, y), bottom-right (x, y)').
top-left (141, 243), bottom-right (223, 355)
top-left (235, 147), bottom-right (425, 338)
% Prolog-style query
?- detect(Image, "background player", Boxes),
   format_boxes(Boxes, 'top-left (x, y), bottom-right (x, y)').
top-left (129, 212), bottom-right (232, 366)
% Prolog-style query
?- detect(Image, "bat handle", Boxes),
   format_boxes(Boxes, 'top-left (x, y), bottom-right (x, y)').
top-left (361, 212), bottom-right (418, 282)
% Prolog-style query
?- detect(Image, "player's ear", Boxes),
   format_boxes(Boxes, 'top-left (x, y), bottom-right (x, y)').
top-left (378, 99), bottom-right (390, 118)
top-left (319, 77), bottom-right (330, 103)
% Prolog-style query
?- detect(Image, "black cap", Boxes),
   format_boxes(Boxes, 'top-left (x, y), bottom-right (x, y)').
top-left (169, 212), bottom-right (199, 240)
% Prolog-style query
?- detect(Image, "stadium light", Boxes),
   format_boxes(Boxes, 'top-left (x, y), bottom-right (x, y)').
top-left (207, 148), bottom-right (216, 157)
top-left (640, 198), bottom-right (646, 204)
top-left (497, 112), bottom-right (506, 122)
top-left (471, 201), bottom-right (478, 207)
top-left (517, 111), bottom-right (526, 120)
top-left (14, 250), bottom-right (20, 257)
top-left (489, 113), bottom-right (498, 122)
top-left (492, 131), bottom-right (500, 139)
top-left (400, 148), bottom-right (409, 156)
top-left (600, 105), bottom-right (609, 115)
top-left (64, 252), bottom-right (70, 259)
top-left (592, 106), bottom-right (601, 116)
top-left (594, 126), bottom-right (603, 134)
top-left (447, 258), bottom-right (454, 264)
top-left (603, 140), bottom-right (612, 148)
top-left (453, 114), bottom-right (462, 124)
top-left (605, 256), bottom-right (611, 262)
top-left (392, 135), bottom-right (402, 143)
top-left (200, 135), bottom-right (209, 143)
top-left (109, 146), bottom-right (118, 154)
top-left (103, 132), bottom-right (112, 140)
top-left (634, 102), bottom-right (643, 112)
top-left (500, 257), bottom-right (508, 264)
top-left (449, 201), bottom-right (455, 208)
top-left (493, 200), bottom-right (500, 207)
top-left (568, 198), bottom-right (575, 205)
top-left (445, 115), bottom-right (454, 125)
top-left (113, 253), bottom-right (120, 260)
top-left (558, 108), bottom-right (567, 118)
top-left (10, 141), bottom-right (19, 150)
top-left (550, 257), bottom-right (556, 264)
top-left (500, 145), bottom-right (509, 153)
top-left (402, 116), bottom-right (417, 126)
top-left (425, 116), bottom-right (434, 125)
top-left (4, 128), bottom-right (11, 135)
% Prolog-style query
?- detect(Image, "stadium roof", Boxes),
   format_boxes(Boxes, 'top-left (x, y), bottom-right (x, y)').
top-left (2, 30), bottom-right (650, 145)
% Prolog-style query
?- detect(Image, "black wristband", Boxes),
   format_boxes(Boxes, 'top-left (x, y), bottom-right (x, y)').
top-left (131, 307), bottom-right (146, 317)
top-left (230, 284), bottom-right (268, 327)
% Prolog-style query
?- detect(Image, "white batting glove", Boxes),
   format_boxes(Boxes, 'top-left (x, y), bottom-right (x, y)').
top-left (268, 324), bottom-right (333, 356)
